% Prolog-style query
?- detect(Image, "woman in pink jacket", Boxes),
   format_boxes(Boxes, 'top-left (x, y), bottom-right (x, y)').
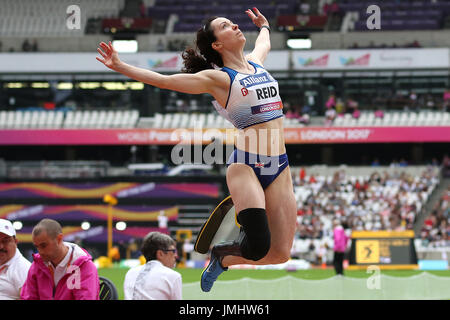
top-left (20, 219), bottom-right (99, 300)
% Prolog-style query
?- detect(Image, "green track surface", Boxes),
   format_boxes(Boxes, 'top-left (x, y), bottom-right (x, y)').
top-left (98, 267), bottom-right (450, 300)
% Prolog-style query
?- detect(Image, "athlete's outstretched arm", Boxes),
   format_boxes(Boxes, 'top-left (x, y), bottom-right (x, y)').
top-left (245, 7), bottom-right (271, 65)
top-left (96, 41), bottom-right (222, 95)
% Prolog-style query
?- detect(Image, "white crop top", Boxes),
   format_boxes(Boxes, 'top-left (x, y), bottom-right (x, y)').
top-left (212, 61), bottom-right (284, 129)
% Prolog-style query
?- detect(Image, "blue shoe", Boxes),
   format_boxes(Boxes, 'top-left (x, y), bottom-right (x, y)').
top-left (200, 249), bottom-right (228, 292)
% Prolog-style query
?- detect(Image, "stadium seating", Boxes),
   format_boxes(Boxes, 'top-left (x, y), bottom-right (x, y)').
top-left (0, 0), bottom-right (125, 37)
top-left (1, 109), bottom-right (449, 129)
top-left (0, 109), bottom-right (139, 129)
top-left (418, 186), bottom-right (450, 247)
top-left (339, 0), bottom-right (450, 31)
top-left (332, 110), bottom-right (450, 127)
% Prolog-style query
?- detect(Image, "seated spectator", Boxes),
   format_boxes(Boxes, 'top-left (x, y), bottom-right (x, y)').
top-left (326, 94), bottom-right (336, 110)
top-left (374, 109), bottom-right (384, 118)
top-left (21, 219), bottom-right (99, 300)
top-left (0, 219), bottom-right (31, 300)
top-left (329, 1), bottom-right (340, 16)
top-left (352, 109), bottom-right (360, 119)
top-left (371, 158), bottom-right (380, 166)
top-left (335, 98), bottom-right (345, 114)
top-left (157, 38), bottom-right (165, 52)
top-left (22, 39), bottom-right (31, 52)
top-left (139, 0), bottom-right (146, 18)
top-left (325, 107), bottom-right (337, 126)
top-left (345, 97), bottom-right (359, 115)
top-left (443, 90), bottom-right (450, 111)
top-left (123, 231), bottom-right (181, 300)
top-left (299, 113), bottom-right (310, 125)
top-left (285, 104), bottom-right (300, 119)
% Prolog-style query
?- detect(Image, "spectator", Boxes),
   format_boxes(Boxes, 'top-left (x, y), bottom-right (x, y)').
top-left (285, 104), bottom-right (300, 119)
top-left (329, 1), bottom-right (340, 17)
top-left (21, 219), bottom-right (100, 300)
top-left (158, 210), bottom-right (168, 229)
top-left (325, 94), bottom-right (336, 110)
top-left (424, 94), bottom-right (435, 110)
top-left (108, 245), bottom-right (120, 263)
top-left (371, 158), bottom-right (380, 167)
top-left (22, 39), bottom-right (31, 52)
top-left (335, 98), bottom-right (345, 114)
top-left (325, 107), bottom-right (336, 126)
top-left (409, 91), bottom-right (418, 111)
top-left (443, 90), bottom-right (450, 111)
top-left (333, 219), bottom-right (349, 276)
top-left (299, 167), bottom-right (306, 182)
top-left (156, 38), bottom-right (165, 52)
top-left (123, 231), bottom-right (182, 300)
top-left (139, 0), bottom-right (146, 18)
top-left (0, 219), bottom-right (31, 300)
top-left (345, 97), bottom-right (359, 115)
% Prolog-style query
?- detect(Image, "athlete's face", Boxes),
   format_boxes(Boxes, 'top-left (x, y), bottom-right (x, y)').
top-left (210, 17), bottom-right (246, 50)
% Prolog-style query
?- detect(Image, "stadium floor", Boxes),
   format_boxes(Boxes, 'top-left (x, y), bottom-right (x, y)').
top-left (98, 267), bottom-right (450, 300)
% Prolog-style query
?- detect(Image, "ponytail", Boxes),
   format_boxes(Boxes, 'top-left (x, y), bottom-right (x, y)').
top-left (181, 16), bottom-right (224, 73)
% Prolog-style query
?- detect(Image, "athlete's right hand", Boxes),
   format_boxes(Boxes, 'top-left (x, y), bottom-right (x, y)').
top-left (96, 41), bottom-right (121, 70)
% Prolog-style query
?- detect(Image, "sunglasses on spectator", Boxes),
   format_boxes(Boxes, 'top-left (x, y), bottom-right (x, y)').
top-left (161, 248), bottom-right (177, 254)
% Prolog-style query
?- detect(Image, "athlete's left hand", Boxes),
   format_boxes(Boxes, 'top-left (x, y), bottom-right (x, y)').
top-left (245, 7), bottom-right (269, 28)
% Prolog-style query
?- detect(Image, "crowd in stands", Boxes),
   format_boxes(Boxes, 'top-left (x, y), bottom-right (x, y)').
top-left (280, 87), bottom-right (450, 127)
top-left (420, 186), bottom-right (450, 247)
top-left (290, 164), bottom-right (444, 262)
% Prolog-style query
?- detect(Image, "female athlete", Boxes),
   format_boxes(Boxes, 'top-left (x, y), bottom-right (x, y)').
top-left (96, 7), bottom-right (297, 292)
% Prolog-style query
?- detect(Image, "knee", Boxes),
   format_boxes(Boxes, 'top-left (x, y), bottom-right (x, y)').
top-left (245, 235), bottom-right (270, 261)
top-left (237, 208), bottom-right (271, 261)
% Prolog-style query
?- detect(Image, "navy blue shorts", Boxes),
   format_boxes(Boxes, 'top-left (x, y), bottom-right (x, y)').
top-left (227, 149), bottom-right (289, 190)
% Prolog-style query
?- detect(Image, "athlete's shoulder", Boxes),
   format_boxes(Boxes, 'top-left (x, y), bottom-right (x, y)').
top-left (245, 54), bottom-right (265, 69)
top-left (197, 68), bottom-right (230, 81)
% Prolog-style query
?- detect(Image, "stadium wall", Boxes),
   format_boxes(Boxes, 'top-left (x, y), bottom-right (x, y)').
top-left (0, 32), bottom-right (287, 53)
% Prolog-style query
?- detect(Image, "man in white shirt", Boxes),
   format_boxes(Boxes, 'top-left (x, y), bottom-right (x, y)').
top-left (124, 231), bottom-right (182, 300)
top-left (0, 219), bottom-right (31, 300)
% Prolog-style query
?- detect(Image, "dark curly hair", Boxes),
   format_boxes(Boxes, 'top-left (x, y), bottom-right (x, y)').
top-left (181, 16), bottom-right (224, 73)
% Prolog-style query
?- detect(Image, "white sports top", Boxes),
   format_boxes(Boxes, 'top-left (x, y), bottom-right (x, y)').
top-left (212, 61), bottom-right (284, 129)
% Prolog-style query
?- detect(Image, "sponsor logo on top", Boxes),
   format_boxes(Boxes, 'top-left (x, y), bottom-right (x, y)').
top-left (239, 73), bottom-right (272, 88)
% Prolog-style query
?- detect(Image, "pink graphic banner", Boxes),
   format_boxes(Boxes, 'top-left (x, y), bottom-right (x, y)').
top-left (0, 127), bottom-right (449, 145)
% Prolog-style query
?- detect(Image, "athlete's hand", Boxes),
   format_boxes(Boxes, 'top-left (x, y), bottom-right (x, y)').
top-left (245, 7), bottom-right (269, 29)
top-left (96, 41), bottom-right (121, 70)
